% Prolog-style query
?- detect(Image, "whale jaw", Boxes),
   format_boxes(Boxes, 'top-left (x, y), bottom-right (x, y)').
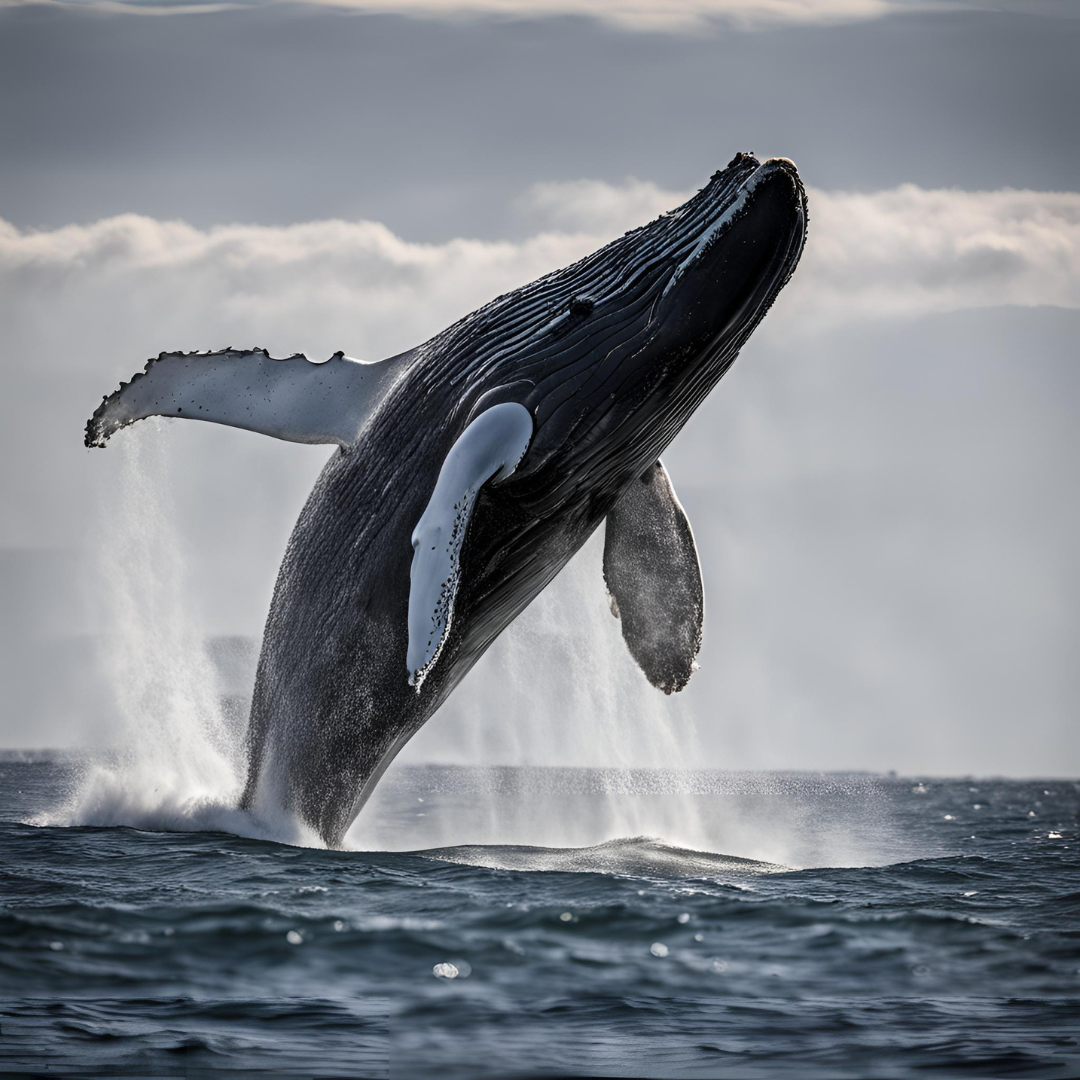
top-left (651, 155), bottom-right (808, 376)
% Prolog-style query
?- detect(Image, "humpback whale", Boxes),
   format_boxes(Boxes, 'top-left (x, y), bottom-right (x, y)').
top-left (86, 153), bottom-right (808, 847)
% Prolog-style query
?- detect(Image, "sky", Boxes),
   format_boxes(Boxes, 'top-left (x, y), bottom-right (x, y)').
top-left (1, 0), bottom-right (1078, 774)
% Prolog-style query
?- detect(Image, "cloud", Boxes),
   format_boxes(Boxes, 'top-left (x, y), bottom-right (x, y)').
top-left (8, 0), bottom-right (1074, 32)
top-left (0, 0), bottom-right (242, 12)
top-left (296, 0), bottom-right (895, 31)
top-left (1, 214), bottom-right (599, 370)
top-left (796, 184), bottom-right (1080, 326)
top-left (4, 182), bottom-right (1077, 370)
top-left (14, 0), bottom-right (1070, 32)
top-left (517, 177), bottom-right (695, 235)
top-left (0, 0), bottom-right (898, 31)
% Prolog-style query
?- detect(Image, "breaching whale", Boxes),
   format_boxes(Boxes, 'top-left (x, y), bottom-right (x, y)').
top-left (86, 153), bottom-right (808, 847)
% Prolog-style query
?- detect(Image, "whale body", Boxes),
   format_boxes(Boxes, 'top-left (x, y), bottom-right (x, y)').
top-left (86, 153), bottom-right (808, 847)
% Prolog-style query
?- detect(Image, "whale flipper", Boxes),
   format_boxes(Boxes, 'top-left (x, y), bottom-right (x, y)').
top-left (407, 402), bottom-right (533, 690)
top-left (603, 460), bottom-right (704, 694)
top-left (85, 348), bottom-right (408, 449)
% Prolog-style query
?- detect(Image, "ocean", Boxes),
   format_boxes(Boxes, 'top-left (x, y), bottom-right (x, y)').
top-left (1, 756), bottom-right (1077, 1078)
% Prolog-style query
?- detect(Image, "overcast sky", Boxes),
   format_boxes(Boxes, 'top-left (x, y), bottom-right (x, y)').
top-left (1, 0), bottom-right (1077, 775)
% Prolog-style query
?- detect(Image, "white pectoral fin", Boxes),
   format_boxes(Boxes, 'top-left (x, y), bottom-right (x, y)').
top-left (407, 402), bottom-right (533, 690)
top-left (85, 348), bottom-right (405, 449)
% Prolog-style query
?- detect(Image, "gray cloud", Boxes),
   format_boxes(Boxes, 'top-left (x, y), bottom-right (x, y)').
top-left (517, 178), bottom-right (695, 235)
top-left (4, 183), bottom-right (1074, 375)
top-left (0, 0), bottom-right (944, 31)
top-left (3, 4), bottom-right (1077, 235)
top-left (0, 0), bottom-right (243, 11)
top-left (6, 0), bottom-right (1076, 32)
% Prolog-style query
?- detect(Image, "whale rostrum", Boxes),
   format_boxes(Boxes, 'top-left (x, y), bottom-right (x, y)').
top-left (86, 153), bottom-right (808, 846)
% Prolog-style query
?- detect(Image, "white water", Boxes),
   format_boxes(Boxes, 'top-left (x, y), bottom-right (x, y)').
top-left (40, 425), bottom-right (318, 846)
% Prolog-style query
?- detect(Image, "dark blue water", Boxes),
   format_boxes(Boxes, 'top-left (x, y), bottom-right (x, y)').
top-left (1, 756), bottom-right (1078, 1078)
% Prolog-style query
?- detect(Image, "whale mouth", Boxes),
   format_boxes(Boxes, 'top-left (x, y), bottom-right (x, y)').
top-left (663, 156), bottom-right (806, 298)
top-left (412, 835), bottom-right (791, 879)
top-left (653, 154), bottom-right (808, 356)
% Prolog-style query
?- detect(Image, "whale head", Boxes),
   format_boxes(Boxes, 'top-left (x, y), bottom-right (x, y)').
top-left (498, 152), bottom-right (808, 493)
top-left (650, 154), bottom-right (807, 363)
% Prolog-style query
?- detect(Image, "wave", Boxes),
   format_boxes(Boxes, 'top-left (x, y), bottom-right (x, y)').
top-left (412, 835), bottom-right (789, 878)
top-left (30, 755), bottom-right (324, 848)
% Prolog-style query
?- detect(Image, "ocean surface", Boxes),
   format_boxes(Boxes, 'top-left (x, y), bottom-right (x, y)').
top-left (1, 756), bottom-right (1078, 1078)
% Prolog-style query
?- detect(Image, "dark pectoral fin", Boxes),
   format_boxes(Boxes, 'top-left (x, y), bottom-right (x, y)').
top-left (603, 460), bottom-right (704, 694)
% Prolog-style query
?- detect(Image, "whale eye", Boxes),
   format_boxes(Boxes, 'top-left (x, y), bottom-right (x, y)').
top-left (567, 296), bottom-right (594, 318)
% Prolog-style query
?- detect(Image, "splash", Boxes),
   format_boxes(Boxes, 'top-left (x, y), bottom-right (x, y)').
top-left (39, 424), bottom-right (316, 846)
top-left (350, 528), bottom-right (719, 853)
top-left (38, 422), bottom-right (719, 855)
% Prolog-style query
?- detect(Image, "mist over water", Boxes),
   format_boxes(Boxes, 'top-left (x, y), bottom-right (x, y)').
top-left (38, 426), bottom-right (263, 839)
top-left (352, 527), bottom-right (722, 856)
top-left (414, 527), bottom-right (701, 771)
top-left (353, 535), bottom-right (912, 867)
